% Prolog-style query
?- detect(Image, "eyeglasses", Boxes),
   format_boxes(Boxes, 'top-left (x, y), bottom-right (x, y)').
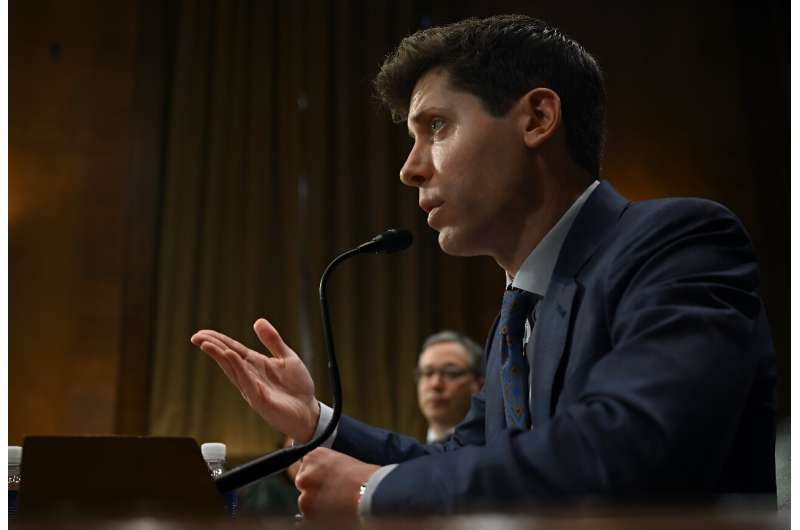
top-left (414, 364), bottom-right (472, 383)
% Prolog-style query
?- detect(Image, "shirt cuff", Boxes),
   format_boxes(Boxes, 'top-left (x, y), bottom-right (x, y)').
top-left (358, 464), bottom-right (398, 516)
top-left (314, 402), bottom-right (337, 448)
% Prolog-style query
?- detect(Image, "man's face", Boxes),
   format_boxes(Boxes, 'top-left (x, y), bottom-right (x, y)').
top-left (400, 68), bottom-right (533, 257)
top-left (416, 341), bottom-right (481, 429)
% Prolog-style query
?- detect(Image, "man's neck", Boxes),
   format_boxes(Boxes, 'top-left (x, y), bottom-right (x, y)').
top-left (495, 170), bottom-right (594, 276)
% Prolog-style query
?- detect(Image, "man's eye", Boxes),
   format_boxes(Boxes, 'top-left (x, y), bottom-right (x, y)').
top-left (442, 366), bottom-right (467, 378)
top-left (430, 118), bottom-right (445, 133)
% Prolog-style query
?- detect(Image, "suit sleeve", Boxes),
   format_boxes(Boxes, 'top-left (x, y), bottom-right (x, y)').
top-left (332, 386), bottom-right (487, 465)
top-left (369, 200), bottom-right (774, 514)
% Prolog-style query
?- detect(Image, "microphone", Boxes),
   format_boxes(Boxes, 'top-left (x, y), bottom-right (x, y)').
top-left (356, 228), bottom-right (413, 255)
top-left (214, 229), bottom-right (414, 493)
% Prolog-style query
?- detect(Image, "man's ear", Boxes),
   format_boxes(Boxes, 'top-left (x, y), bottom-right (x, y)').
top-left (517, 88), bottom-right (562, 149)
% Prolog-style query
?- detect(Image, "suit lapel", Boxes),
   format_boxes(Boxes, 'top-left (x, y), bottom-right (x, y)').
top-left (529, 181), bottom-right (629, 426)
top-left (530, 280), bottom-right (578, 425)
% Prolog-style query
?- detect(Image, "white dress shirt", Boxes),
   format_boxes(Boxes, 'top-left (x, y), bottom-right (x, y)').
top-left (426, 426), bottom-right (455, 444)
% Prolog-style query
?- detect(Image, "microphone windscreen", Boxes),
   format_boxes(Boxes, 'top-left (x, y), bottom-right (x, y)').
top-left (355, 228), bottom-right (413, 255)
top-left (377, 229), bottom-right (413, 254)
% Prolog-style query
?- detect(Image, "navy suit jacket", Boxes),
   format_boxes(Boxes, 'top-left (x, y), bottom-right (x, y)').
top-left (332, 182), bottom-right (776, 514)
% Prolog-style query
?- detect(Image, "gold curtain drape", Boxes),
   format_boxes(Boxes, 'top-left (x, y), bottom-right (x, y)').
top-left (149, 0), bottom-right (501, 458)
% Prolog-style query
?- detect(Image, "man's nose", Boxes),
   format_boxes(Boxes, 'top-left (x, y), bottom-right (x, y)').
top-left (428, 372), bottom-right (446, 387)
top-left (399, 142), bottom-right (432, 187)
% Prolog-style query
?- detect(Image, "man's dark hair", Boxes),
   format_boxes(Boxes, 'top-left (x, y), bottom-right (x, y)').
top-left (374, 14), bottom-right (606, 177)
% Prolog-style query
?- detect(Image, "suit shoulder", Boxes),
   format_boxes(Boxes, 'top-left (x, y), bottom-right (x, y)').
top-left (612, 196), bottom-right (752, 249)
top-left (597, 195), bottom-right (758, 291)
top-left (622, 196), bottom-right (741, 227)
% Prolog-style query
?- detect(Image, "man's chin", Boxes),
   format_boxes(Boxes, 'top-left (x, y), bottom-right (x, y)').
top-left (424, 402), bottom-right (451, 418)
top-left (437, 228), bottom-right (481, 257)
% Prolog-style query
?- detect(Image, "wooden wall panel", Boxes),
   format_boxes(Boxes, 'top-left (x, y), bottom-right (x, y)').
top-left (9, 0), bottom-right (141, 442)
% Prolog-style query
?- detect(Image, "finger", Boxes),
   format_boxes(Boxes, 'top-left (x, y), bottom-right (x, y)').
top-left (253, 318), bottom-right (296, 359)
top-left (199, 342), bottom-right (257, 398)
top-left (201, 343), bottom-right (235, 379)
top-left (295, 460), bottom-right (311, 490)
top-left (218, 349), bottom-right (252, 388)
top-left (306, 447), bottom-right (336, 463)
top-left (193, 334), bottom-right (228, 354)
top-left (223, 350), bottom-right (266, 402)
top-left (199, 334), bottom-right (279, 382)
top-left (191, 334), bottom-right (241, 369)
top-left (189, 331), bottom-right (205, 346)
top-left (191, 330), bottom-right (228, 348)
top-left (198, 329), bottom-right (254, 359)
top-left (305, 447), bottom-right (325, 462)
top-left (199, 340), bottom-right (283, 418)
top-left (297, 491), bottom-right (311, 516)
top-left (200, 344), bottom-right (252, 399)
top-left (198, 340), bottom-right (229, 366)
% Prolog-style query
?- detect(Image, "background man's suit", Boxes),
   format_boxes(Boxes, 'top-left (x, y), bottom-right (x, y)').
top-left (332, 181), bottom-right (776, 514)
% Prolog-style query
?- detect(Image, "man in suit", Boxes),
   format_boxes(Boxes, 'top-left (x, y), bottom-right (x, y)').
top-left (416, 331), bottom-right (485, 443)
top-left (191, 15), bottom-right (775, 515)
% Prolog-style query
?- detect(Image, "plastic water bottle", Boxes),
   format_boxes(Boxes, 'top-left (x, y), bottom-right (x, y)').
top-left (8, 446), bottom-right (22, 520)
top-left (201, 442), bottom-right (238, 518)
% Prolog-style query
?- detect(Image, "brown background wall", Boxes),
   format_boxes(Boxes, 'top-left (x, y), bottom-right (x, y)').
top-left (9, 0), bottom-right (788, 449)
top-left (10, 0), bottom-right (140, 439)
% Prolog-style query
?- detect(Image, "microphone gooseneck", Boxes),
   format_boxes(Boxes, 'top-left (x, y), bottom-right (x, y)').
top-left (214, 229), bottom-right (413, 493)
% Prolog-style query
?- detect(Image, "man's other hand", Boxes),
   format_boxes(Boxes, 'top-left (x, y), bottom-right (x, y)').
top-left (191, 318), bottom-right (319, 443)
top-left (295, 448), bottom-right (379, 516)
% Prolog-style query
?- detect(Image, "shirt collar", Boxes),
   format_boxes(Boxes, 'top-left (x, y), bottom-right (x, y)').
top-left (426, 426), bottom-right (455, 443)
top-left (506, 180), bottom-right (600, 296)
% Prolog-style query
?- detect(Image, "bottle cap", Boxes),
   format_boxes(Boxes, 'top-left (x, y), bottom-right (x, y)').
top-left (8, 446), bottom-right (22, 465)
top-left (200, 442), bottom-right (226, 462)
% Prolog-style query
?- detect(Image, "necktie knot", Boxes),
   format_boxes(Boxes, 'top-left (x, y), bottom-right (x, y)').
top-left (500, 288), bottom-right (536, 335)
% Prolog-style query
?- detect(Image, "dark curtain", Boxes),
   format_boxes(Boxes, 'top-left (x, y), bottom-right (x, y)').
top-left (148, 0), bottom-right (502, 457)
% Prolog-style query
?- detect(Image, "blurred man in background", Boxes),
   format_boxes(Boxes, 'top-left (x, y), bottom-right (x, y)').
top-left (415, 331), bottom-right (484, 443)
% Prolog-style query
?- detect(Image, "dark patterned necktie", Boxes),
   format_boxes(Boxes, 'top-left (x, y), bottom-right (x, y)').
top-left (500, 287), bottom-right (537, 430)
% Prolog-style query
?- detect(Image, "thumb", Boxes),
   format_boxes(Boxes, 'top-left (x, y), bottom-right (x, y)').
top-left (253, 318), bottom-right (295, 359)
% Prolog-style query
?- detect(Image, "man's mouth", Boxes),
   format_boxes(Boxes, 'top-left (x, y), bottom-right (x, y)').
top-left (420, 198), bottom-right (445, 228)
top-left (419, 197), bottom-right (443, 215)
top-left (427, 205), bottom-right (443, 227)
top-left (425, 396), bottom-right (448, 407)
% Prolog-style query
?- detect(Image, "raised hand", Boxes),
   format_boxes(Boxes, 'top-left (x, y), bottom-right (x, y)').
top-left (191, 318), bottom-right (319, 443)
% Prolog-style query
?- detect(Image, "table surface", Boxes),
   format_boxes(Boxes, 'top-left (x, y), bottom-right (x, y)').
top-left (13, 507), bottom-right (790, 530)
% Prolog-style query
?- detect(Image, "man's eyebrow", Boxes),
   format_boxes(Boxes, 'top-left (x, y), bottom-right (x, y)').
top-left (407, 107), bottom-right (449, 138)
top-left (420, 362), bottom-right (463, 368)
top-left (408, 107), bottom-right (448, 124)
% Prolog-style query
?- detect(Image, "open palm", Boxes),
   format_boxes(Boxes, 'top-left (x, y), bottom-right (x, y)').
top-left (191, 318), bottom-right (319, 442)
